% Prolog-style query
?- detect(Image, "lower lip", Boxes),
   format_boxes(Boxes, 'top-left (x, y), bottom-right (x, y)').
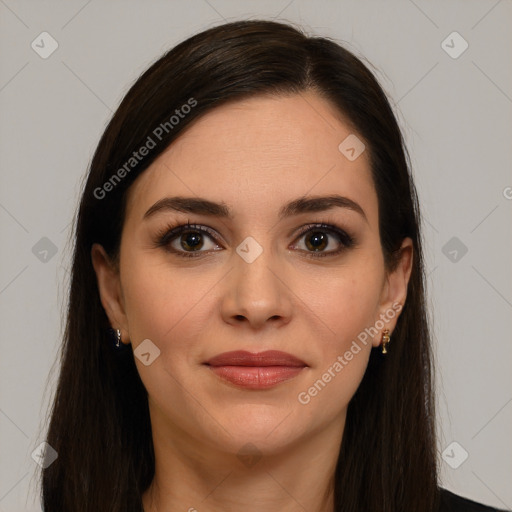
top-left (206, 365), bottom-right (306, 389)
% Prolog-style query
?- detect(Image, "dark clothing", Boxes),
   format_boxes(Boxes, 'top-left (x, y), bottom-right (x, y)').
top-left (439, 488), bottom-right (510, 511)
top-left (138, 486), bottom-right (510, 511)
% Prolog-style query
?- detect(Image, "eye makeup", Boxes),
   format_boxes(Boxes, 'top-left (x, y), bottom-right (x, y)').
top-left (152, 218), bottom-right (357, 259)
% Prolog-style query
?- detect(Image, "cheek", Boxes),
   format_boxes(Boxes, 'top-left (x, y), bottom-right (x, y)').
top-left (120, 254), bottom-right (215, 353)
top-left (302, 264), bottom-right (382, 348)
top-left (295, 259), bottom-right (382, 398)
top-left (295, 274), bottom-right (379, 416)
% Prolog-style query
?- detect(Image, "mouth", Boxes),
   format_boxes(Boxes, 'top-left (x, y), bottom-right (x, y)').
top-left (203, 350), bottom-right (308, 390)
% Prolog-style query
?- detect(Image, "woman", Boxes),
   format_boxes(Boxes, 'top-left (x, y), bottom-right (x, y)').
top-left (40, 19), bottom-right (508, 512)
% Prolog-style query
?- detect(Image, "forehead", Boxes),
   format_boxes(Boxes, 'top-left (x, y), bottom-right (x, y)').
top-left (125, 91), bottom-right (377, 226)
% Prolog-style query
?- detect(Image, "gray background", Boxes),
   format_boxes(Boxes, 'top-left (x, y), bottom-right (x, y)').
top-left (0, 0), bottom-right (511, 510)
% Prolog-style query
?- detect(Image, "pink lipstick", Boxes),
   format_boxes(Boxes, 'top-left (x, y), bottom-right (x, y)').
top-left (204, 350), bottom-right (307, 389)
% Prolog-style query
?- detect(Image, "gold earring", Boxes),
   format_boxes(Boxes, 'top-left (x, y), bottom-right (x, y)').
top-left (381, 329), bottom-right (390, 354)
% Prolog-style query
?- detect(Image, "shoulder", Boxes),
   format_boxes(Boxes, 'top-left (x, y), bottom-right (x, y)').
top-left (439, 487), bottom-right (510, 512)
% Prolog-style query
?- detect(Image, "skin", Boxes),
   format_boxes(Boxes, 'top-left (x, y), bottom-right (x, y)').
top-left (91, 90), bottom-right (413, 512)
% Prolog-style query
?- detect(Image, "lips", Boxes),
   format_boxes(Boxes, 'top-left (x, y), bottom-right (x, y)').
top-left (204, 350), bottom-right (307, 367)
top-left (203, 350), bottom-right (308, 389)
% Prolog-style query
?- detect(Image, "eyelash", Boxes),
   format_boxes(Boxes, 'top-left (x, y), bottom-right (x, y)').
top-left (153, 220), bottom-right (356, 259)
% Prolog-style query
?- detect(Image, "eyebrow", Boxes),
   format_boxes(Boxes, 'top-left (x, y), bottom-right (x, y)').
top-left (143, 194), bottom-right (368, 224)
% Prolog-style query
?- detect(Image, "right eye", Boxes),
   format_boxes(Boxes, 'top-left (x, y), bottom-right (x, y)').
top-left (155, 222), bottom-right (223, 258)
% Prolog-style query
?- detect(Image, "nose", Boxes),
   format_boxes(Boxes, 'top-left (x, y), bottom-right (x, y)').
top-left (220, 244), bottom-right (293, 330)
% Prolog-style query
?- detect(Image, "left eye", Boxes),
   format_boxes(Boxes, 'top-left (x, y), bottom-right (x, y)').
top-left (156, 222), bottom-right (354, 258)
top-left (290, 223), bottom-right (354, 258)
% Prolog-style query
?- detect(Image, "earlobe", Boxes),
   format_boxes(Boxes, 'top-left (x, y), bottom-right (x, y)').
top-left (91, 243), bottom-right (129, 342)
top-left (373, 238), bottom-right (414, 347)
top-left (388, 237), bottom-right (414, 308)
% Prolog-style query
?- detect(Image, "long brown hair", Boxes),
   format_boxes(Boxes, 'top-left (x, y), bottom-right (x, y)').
top-left (40, 19), bottom-right (438, 511)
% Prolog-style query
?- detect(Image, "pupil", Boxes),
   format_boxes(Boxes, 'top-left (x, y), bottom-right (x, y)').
top-left (182, 232), bottom-right (203, 251)
top-left (307, 232), bottom-right (327, 251)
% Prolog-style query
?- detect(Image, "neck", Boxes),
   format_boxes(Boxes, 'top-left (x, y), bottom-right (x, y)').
top-left (142, 409), bottom-right (345, 512)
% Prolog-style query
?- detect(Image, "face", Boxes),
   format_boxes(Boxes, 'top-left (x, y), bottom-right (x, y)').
top-left (92, 91), bottom-right (412, 461)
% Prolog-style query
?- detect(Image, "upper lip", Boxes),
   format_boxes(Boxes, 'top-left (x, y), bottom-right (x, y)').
top-left (204, 350), bottom-right (307, 367)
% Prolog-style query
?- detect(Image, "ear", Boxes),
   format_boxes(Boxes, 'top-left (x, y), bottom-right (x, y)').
top-left (372, 237), bottom-right (414, 347)
top-left (91, 243), bottom-right (130, 345)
